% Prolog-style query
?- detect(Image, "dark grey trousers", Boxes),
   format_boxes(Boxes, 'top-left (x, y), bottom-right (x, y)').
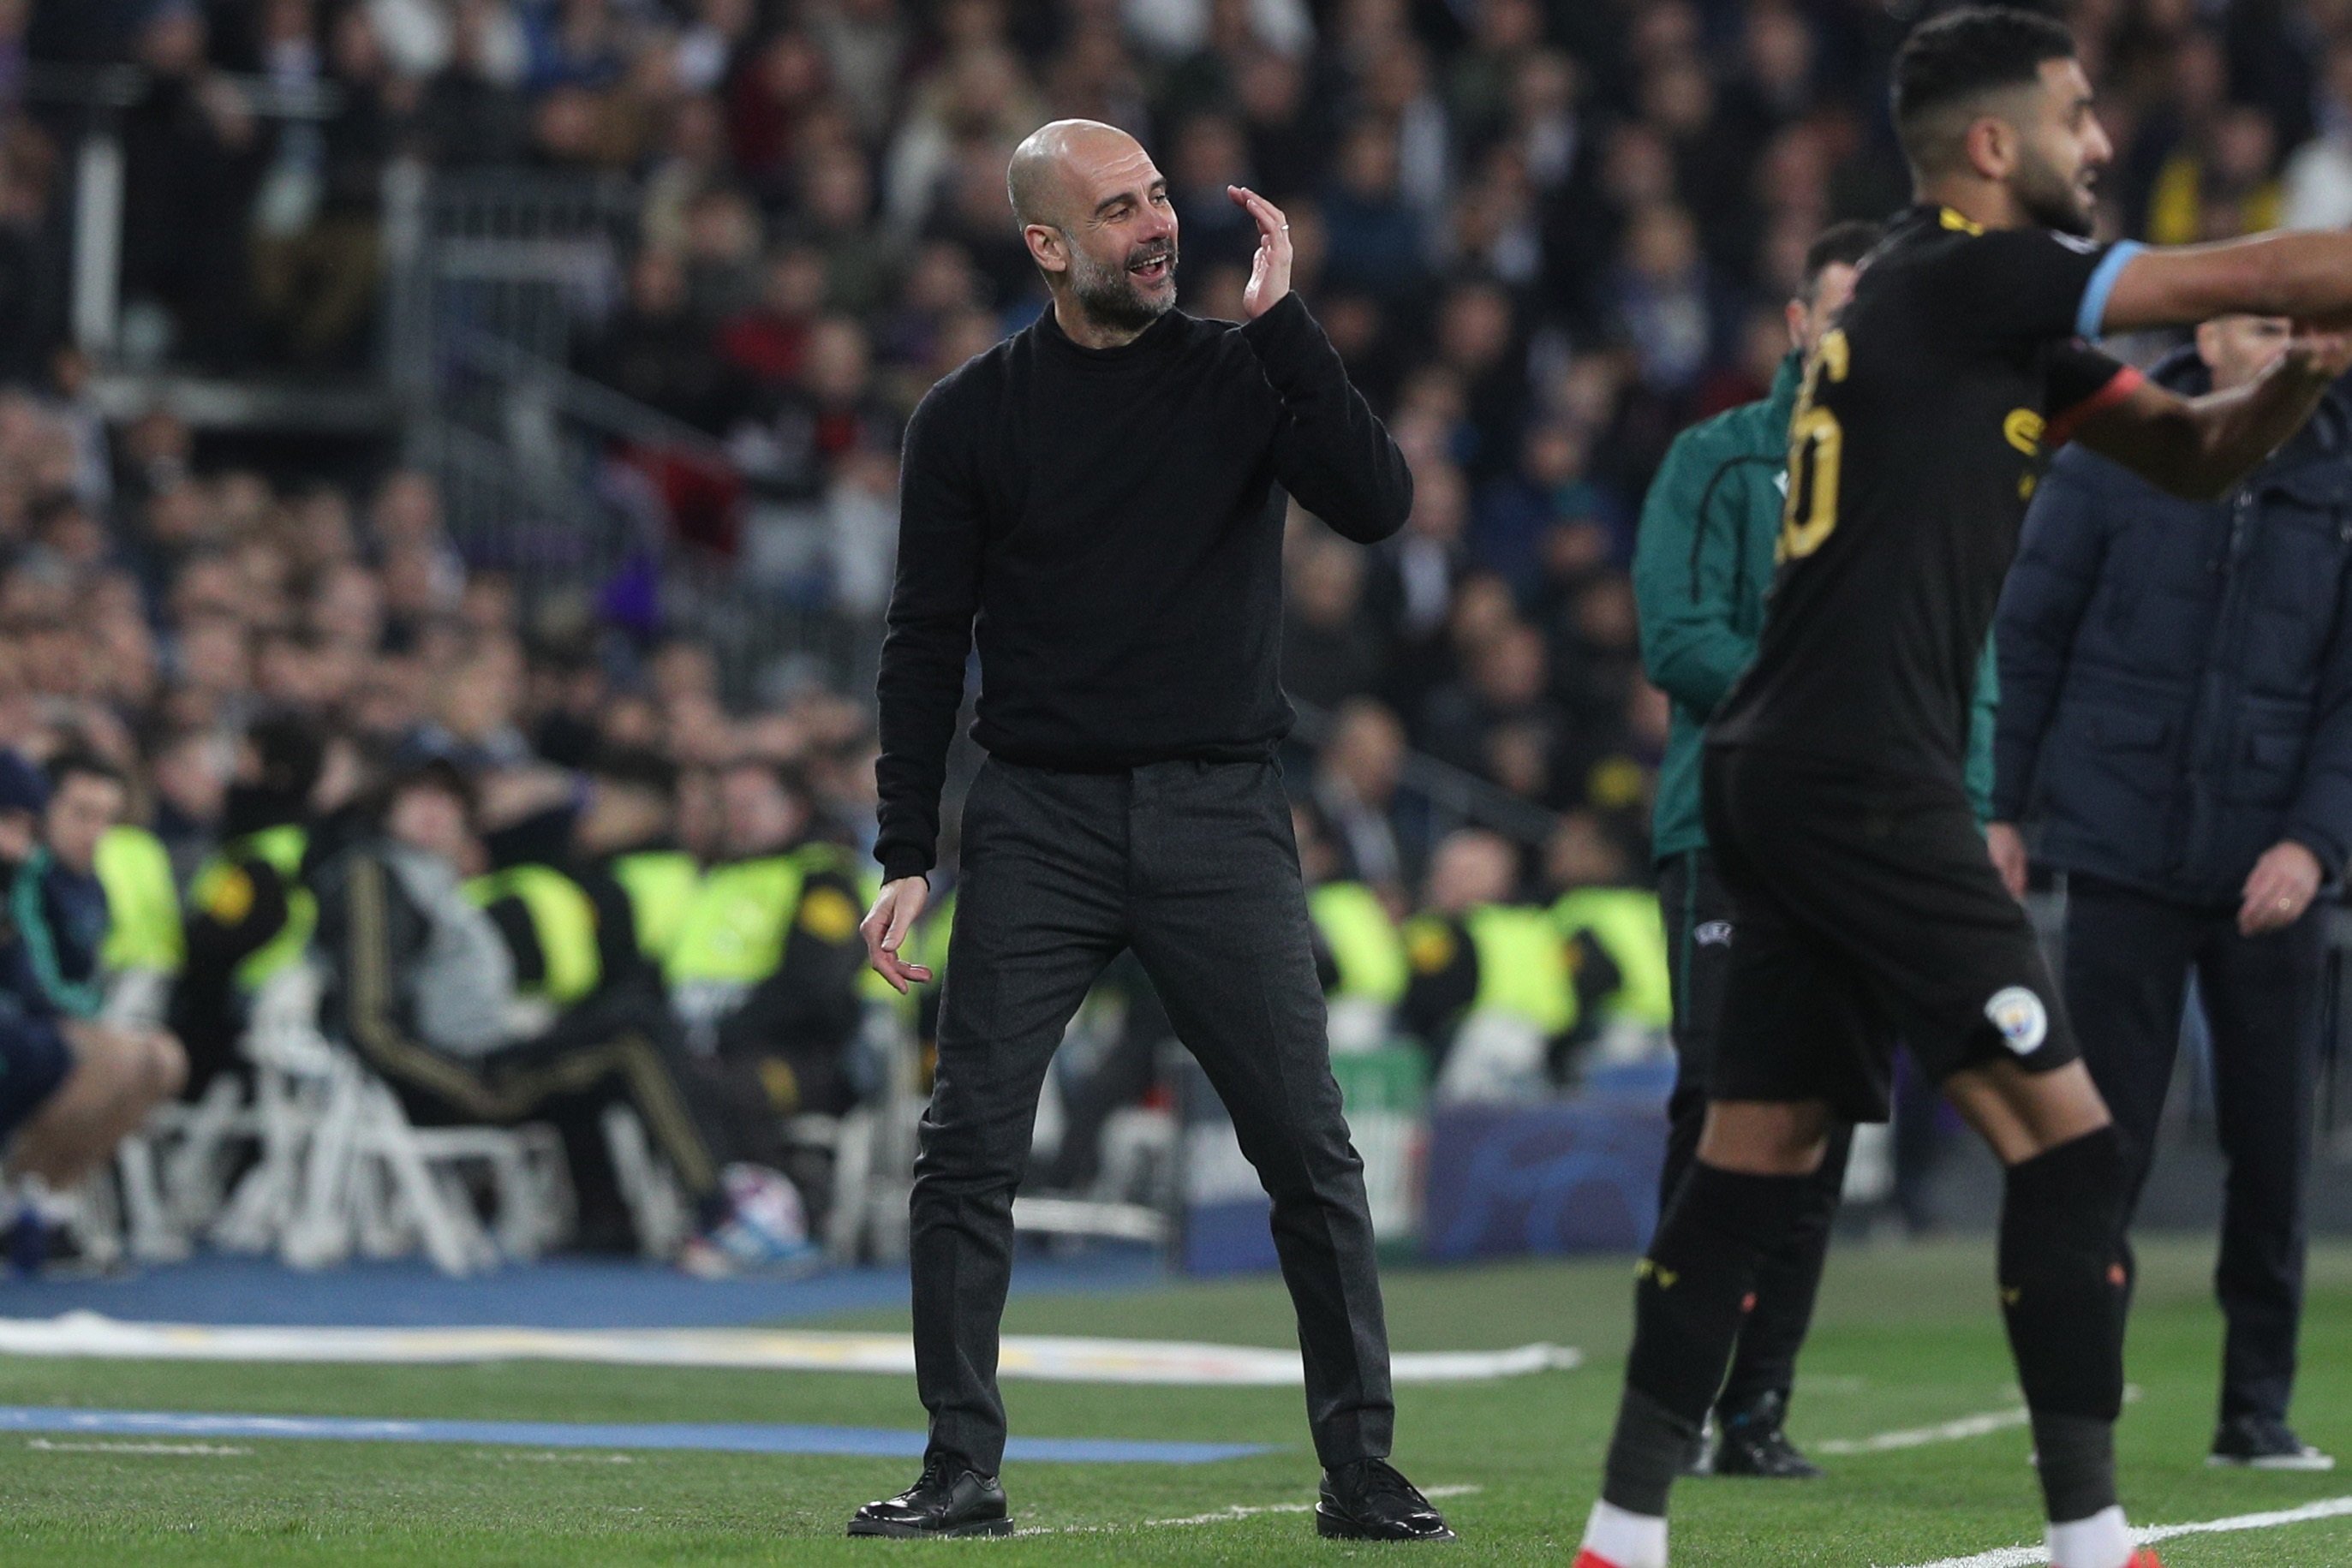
top-left (912, 755), bottom-right (1396, 1475)
top-left (2062, 875), bottom-right (2322, 1422)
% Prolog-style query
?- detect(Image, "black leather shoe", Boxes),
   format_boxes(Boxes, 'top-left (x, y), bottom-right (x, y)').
top-left (2211, 1415), bottom-right (2336, 1471)
top-left (846, 1463), bottom-right (1012, 1537)
top-left (1316, 1458), bottom-right (1458, 1541)
top-left (1711, 1392), bottom-right (1822, 1479)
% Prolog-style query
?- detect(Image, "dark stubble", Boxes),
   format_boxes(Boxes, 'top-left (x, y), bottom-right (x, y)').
top-left (2012, 140), bottom-right (2097, 238)
top-left (1066, 236), bottom-right (1179, 333)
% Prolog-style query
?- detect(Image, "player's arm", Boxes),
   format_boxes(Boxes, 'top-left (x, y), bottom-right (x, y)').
top-left (2065, 335), bottom-right (2352, 500)
top-left (2099, 232), bottom-right (2352, 335)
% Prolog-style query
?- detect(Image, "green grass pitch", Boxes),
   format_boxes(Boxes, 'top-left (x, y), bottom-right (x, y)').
top-left (0, 1237), bottom-right (2347, 1565)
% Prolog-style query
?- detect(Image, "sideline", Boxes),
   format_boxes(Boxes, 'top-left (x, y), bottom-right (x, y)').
top-left (1815, 1387), bottom-right (2140, 1458)
top-left (0, 1313), bottom-right (1579, 1386)
top-left (1026, 1484), bottom-right (1483, 1535)
top-left (0, 1405), bottom-right (1274, 1464)
top-left (1885, 1494), bottom-right (2352, 1568)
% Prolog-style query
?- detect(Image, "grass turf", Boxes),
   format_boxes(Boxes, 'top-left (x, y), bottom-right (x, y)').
top-left (0, 1237), bottom-right (2346, 1565)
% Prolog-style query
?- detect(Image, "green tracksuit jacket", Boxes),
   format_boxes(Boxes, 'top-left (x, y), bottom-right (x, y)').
top-left (1634, 353), bottom-right (1999, 865)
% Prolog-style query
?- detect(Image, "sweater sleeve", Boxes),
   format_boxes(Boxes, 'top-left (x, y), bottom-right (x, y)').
top-left (874, 381), bottom-right (986, 884)
top-left (1992, 455), bottom-right (2112, 822)
top-left (1241, 294), bottom-right (1413, 544)
top-left (1633, 424), bottom-right (1768, 718)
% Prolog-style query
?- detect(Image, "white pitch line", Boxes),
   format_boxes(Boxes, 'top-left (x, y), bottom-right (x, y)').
top-left (1814, 1406), bottom-right (2030, 1457)
top-left (1885, 1494), bottom-right (2352, 1568)
top-left (1024, 1484), bottom-right (1482, 1535)
top-left (1816, 1387), bottom-right (2141, 1458)
top-left (25, 1438), bottom-right (249, 1457)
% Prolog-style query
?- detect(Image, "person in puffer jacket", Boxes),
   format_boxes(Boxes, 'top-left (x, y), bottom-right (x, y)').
top-left (1991, 318), bottom-right (2352, 1472)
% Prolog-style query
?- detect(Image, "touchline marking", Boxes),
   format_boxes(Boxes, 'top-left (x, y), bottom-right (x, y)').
top-left (1024, 1484), bottom-right (1483, 1535)
top-left (1816, 1387), bottom-right (2140, 1457)
top-left (25, 1438), bottom-right (249, 1456)
top-left (1885, 1494), bottom-right (2352, 1568)
top-left (0, 1314), bottom-right (1577, 1386)
top-left (1814, 1406), bottom-right (2027, 1456)
top-left (0, 1406), bottom-right (1271, 1465)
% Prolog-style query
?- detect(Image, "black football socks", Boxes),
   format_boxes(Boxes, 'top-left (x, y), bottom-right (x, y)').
top-left (1997, 1125), bottom-right (2131, 1525)
top-left (1603, 1160), bottom-right (1814, 1515)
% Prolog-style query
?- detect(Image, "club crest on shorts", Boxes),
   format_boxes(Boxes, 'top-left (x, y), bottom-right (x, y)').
top-left (1985, 986), bottom-right (2048, 1055)
top-left (1694, 921), bottom-right (1734, 947)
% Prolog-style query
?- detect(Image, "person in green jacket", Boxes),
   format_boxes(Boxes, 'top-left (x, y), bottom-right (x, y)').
top-left (1633, 219), bottom-right (2003, 1479)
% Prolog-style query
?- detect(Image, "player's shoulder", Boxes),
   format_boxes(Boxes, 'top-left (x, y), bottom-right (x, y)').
top-left (1878, 206), bottom-right (2101, 284)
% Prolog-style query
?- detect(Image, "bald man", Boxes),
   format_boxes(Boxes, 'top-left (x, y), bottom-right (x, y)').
top-left (855, 121), bottom-right (1448, 1541)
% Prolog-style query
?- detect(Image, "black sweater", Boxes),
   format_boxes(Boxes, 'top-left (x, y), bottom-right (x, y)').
top-left (873, 293), bottom-right (1413, 881)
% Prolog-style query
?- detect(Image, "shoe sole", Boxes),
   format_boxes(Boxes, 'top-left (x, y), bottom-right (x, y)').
top-left (2208, 1453), bottom-right (2337, 1472)
top-left (846, 1517), bottom-right (1014, 1538)
top-left (1315, 1505), bottom-right (1459, 1542)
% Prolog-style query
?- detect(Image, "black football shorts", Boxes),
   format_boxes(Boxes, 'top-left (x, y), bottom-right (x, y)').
top-left (1699, 743), bottom-right (2078, 1123)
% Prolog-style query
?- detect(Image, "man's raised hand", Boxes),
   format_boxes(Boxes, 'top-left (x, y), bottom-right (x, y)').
top-left (1228, 185), bottom-right (1292, 320)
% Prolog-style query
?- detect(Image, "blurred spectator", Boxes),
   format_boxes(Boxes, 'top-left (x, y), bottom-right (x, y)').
top-left (250, 3), bottom-right (406, 368)
top-left (412, 0), bottom-right (532, 170)
top-left (2285, 36), bottom-right (2352, 230)
top-left (1310, 696), bottom-right (1414, 897)
top-left (1280, 526), bottom-right (1382, 711)
top-left (116, 3), bottom-right (258, 369)
top-left (1320, 118), bottom-right (1423, 306)
top-left (578, 250), bottom-right (745, 434)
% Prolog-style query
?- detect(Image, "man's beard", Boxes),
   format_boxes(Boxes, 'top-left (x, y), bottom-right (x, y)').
top-left (1069, 241), bottom-right (1179, 331)
top-left (2014, 148), bottom-right (2096, 236)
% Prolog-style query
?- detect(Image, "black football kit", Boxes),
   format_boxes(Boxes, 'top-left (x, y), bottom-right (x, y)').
top-left (1704, 205), bottom-right (2146, 1120)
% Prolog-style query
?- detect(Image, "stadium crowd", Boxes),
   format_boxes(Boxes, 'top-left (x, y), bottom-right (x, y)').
top-left (0, 0), bottom-right (2345, 1261)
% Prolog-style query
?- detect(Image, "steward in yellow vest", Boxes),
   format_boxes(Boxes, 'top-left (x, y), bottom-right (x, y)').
top-left (579, 746), bottom-right (700, 970)
top-left (470, 767), bottom-right (662, 1019)
top-left (1292, 800), bottom-right (1407, 1010)
top-left (1394, 830), bottom-right (1617, 1085)
top-left (1310, 879), bottom-right (1407, 1005)
top-left (1549, 885), bottom-right (1672, 1033)
top-left (667, 759), bottom-right (869, 1122)
top-left (96, 822), bottom-right (184, 1003)
top-left (171, 717), bottom-right (322, 1094)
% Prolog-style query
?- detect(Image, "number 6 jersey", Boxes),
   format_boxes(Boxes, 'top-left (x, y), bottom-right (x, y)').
top-left (1707, 204), bottom-right (2143, 781)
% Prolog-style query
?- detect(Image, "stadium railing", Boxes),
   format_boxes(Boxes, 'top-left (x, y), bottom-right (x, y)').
top-left (388, 170), bottom-right (870, 698)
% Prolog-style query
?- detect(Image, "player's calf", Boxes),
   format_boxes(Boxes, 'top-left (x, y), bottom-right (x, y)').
top-left (1997, 1123), bottom-right (2139, 1567)
top-left (1580, 1146), bottom-right (1820, 1566)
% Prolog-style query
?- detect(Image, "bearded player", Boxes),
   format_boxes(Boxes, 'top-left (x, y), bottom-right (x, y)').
top-left (1577, 10), bottom-right (2352, 1568)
